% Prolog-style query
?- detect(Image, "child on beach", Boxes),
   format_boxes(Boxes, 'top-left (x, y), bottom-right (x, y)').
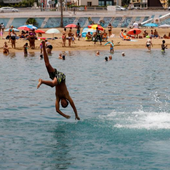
top-left (23, 43), bottom-right (28, 56)
top-left (3, 42), bottom-right (9, 54)
top-left (161, 40), bottom-right (167, 53)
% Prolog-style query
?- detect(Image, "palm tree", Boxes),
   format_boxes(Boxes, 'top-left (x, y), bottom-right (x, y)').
top-left (60, 0), bottom-right (63, 27)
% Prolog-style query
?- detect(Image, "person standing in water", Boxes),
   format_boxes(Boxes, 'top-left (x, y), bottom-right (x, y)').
top-left (161, 40), bottom-right (167, 53)
top-left (23, 43), bottom-right (28, 56)
top-left (146, 37), bottom-right (153, 51)
top-left (37, 41), bottom-right (80, 120)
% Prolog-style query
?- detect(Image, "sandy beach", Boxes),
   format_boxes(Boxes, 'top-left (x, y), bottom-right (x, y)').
top-left (1, 27), bottom-right (170, 53)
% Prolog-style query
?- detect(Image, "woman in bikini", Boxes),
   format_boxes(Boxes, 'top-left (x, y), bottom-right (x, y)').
top-left (62, 28), bottom-right (67, 47)
top-left (68, 30), bottom-right (72, 47)
top-left (10, 29), bottom-right (16, 49)
top-left (108, 23), bottom-right (112, 37)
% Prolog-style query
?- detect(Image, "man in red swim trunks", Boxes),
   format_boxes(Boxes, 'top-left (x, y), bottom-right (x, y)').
top-left (37, 41), bottom-right (80, 120)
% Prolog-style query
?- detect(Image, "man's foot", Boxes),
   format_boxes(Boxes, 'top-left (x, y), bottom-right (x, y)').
top-left (37, 79), bottom-right (42, 89)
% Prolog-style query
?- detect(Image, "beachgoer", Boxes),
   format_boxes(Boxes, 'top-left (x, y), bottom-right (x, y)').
top-left (3, 42), bottom-right (9, 54)
top-left (37, 41), bottom-right (80, 120)
top-left (76, 23), bottom-right (81, 41)
top-left (28, 29), bottom-right (36, 49)
top-left (62, 28), bottom-right (67, 47)
top-left (133, 22), bottom-right (138, 28)
top-left (23, 42), bottom-right (28, 56)
top-left (1, 23), bottom-right (5, 36)
top-left (62, 55), bottom-right (65, 60)
top-left (40, 42), bottom-right (43, 54)
top-left (10, 29), bottom-right (16, 49)
top-left (150, 30), bottom-right (154, 38)
top-left (58, 53), bottom-right (62, 59)
top-left (102, 30), bottom-right (108, 42)
top-left (110, 40), bottom-right (114, 53)
top-left (122, 52), bottom-right (125, 57)
top-left (94, 27), bottom-right (102, 45)
top-left (45, 40), bottom-right (53, 54)
top-left (143, 30), bottom-right (148, 38)
top-left (105, 57), bottom-right (108, 61)
top-left (86, 32), bottom-right (92, 40)
top-left (161, 40), bottom-right (167, 53)
top-left (109, 56), bottom-right (112, 60)
top-left (146, 37), bottom-right (153, 51)
top-left (108, 23), bottom-right (112, 37)
top-left (154, 29), bottom-right (159, 38)
top-left (8, 25), bottom-right (13, 43)
top-left (120, 29), bottom-right (124, 39)
top-left (68, 29), bottom-right (72, 47)
top-left (96, 51), bottom-right (100, 56)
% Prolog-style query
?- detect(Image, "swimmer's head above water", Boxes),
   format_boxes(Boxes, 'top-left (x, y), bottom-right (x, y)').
top-left (122, 52), bottom-right (125, 57)
top-left (105, 57), bottom-right (108, 61)
top-left (61, 99), bottom-right (69, 108)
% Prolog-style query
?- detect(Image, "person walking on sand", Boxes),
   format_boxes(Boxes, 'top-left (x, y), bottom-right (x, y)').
top-left (10, 29), bottom-right (16, 49)
top-left (37, 41), bottom-right (80, 120)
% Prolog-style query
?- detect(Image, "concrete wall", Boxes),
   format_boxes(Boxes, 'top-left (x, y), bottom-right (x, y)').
top-left (79, 0), bottom-right (98, 6)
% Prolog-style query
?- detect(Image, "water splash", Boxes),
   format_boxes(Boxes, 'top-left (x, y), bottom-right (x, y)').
top-left (100, 111), bottom-right (170, 130)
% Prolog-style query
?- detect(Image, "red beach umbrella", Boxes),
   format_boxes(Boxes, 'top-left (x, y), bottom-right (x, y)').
top-left (127, 28), bottom-right (141, 35)
top-left (65, 24), bottom-right (77, 28)
top-left (18, 26), bottom-right (30, 31)
top-left (35, 29), bottom-right (45, 34)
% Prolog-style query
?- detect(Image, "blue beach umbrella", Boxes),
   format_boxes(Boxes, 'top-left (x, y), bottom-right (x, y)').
top-left (19, 24), bottom-right (37, 30)
top-left (4, 28), bottom-right (20, 32)
top-left (143, 23), bottom-right (158, 27)
top-left (82, 28), bottom-right (96, 38)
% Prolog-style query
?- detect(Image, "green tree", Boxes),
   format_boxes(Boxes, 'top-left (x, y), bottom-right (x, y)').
top-left (122, 0), bottom-right (130, 6)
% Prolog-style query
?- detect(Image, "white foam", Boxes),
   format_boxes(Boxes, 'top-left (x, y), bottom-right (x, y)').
top-left (100, 111), bottom-right (170, 130)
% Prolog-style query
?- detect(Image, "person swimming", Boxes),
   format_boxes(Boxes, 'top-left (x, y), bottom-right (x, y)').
top-left (122, 52), bottom-right (125, 57)
top-left (105, 57), bottom-right (108, 61)
top-left (109, 56), bottom-right (112, 60)
top-left (96, 51), bottom-right (100, 56)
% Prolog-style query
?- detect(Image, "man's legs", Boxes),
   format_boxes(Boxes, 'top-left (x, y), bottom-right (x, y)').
top-left (37, 77), bottom-right (57, 89)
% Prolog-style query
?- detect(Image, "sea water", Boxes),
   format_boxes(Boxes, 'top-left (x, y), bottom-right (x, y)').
top-left (1, 50), bottom-right (170, 169)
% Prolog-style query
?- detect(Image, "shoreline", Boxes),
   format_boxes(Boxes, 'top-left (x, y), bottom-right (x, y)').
top-left (1, 27), bottom-right (170, 53)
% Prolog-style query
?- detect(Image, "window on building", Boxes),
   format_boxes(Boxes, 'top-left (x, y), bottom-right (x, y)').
top-left (99, 1), bottom-right (105, 6)
top-left (106, 1), bottom-right (113, 6)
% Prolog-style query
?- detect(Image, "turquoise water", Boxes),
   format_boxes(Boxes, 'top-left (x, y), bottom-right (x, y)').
top-left (1, 50), bottom-right (170, 169)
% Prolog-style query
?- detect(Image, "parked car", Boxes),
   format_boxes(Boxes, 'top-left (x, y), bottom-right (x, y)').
top-left (0, 7), bottom-right (19, 13)
top-left (116, 6), bottom-right (126, 11)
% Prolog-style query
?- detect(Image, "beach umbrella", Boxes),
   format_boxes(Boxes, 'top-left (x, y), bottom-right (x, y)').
top-left (18, 26), bottom-right (30, 31)
top-left (88, 24), bottom-right (104, 31)
top-left (18, 25), bottom-right (37, 30)
top-left (45, 28), bottom-right (60, 34)
top-left (158, 24), bottom-right (170, 28)
top-left (82, 28), bottom-right (96, 33)
top-left (35, 29), bottom-right (45, 34)
top-left (65, 24), bottom-right (77, 28)
top-left (46, 28), bottom-right (60, 38)
top-left (4, 28), bottom-right (19, 32)
top-left (127, 28), bottom-right (141, 35)
top-left (143, 23), bottom-right (158, 27)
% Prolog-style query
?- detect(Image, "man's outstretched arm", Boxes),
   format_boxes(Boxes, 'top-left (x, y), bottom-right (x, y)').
top-left (67, 96), bottom-right (80, 120)
top-left (55, 98), bottom-right (71, 119)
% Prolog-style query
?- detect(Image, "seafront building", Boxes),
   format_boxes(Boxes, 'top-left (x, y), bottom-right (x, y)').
top-left (130, 0), bottom-right (168, 9)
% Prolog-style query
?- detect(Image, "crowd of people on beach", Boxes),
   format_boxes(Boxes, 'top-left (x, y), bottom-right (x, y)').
top-left (2, 21), bottom-right (169, 57)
